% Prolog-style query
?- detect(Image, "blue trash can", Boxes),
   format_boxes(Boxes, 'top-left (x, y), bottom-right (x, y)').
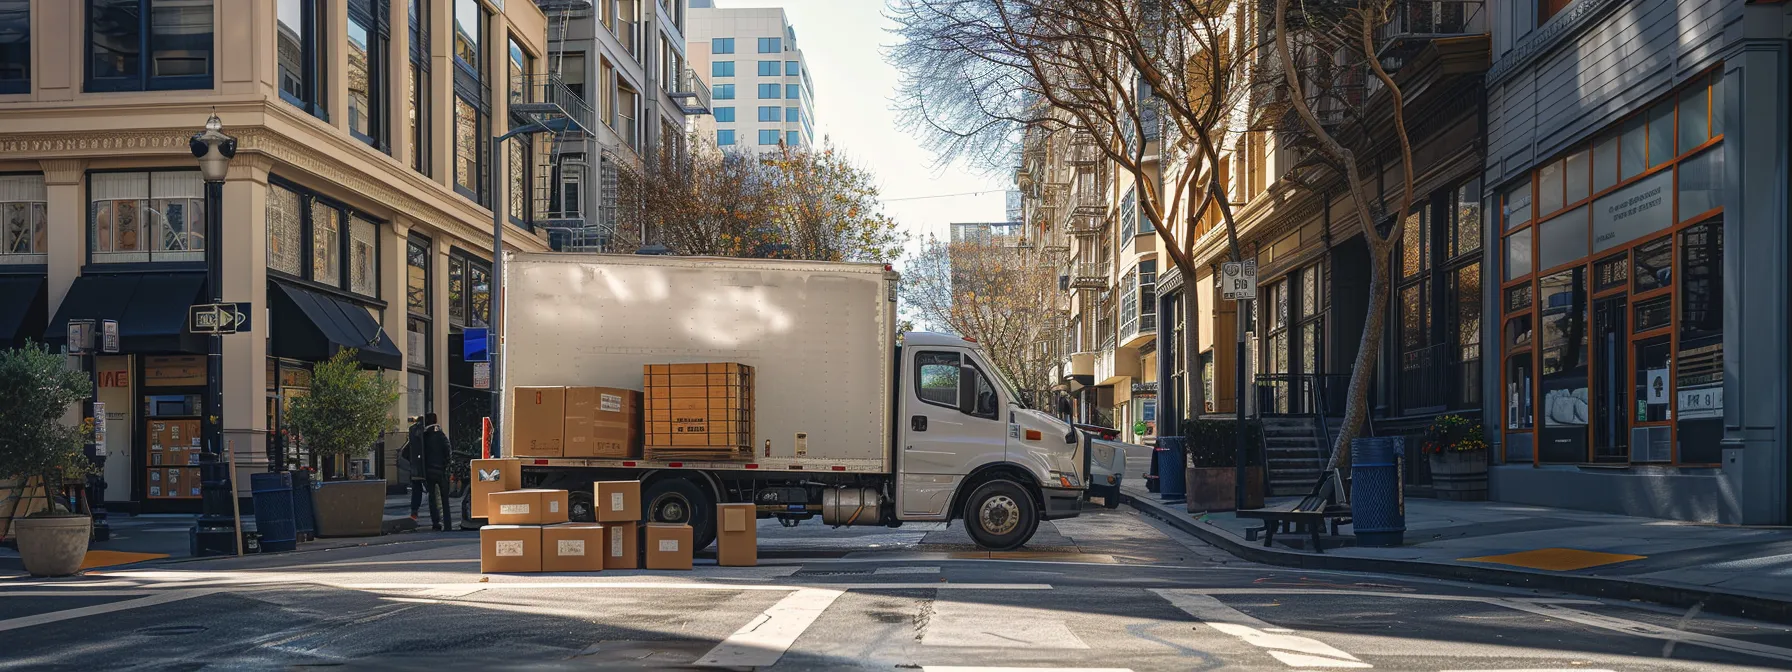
top-left (1350, 437), bottom-right (1405, 547)
top-left (290, 470), bottom-right (317, 541)
top-left (1156, 436), bottom-right (1187, 501)
top-left (249, 472), bottom-right (298, 553)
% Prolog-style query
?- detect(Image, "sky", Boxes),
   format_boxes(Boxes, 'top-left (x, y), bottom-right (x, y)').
top-left (708, 0), bottom-right (1014, 269)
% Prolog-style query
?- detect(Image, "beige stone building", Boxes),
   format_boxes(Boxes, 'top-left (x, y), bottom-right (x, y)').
top-left (0, 0), bottom-right (571, 511)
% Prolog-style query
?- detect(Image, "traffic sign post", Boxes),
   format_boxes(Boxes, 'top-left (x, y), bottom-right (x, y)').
top-left (189, 302), bottom-right (252, 335)
top-left (1221, 260), bottom-right (1257, 301)
top-left (1220, 259), bottom-right (1257, 512)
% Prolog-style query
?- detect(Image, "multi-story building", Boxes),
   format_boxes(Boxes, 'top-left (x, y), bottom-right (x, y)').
top-left (0, 0), bottom-right (580, 510)
top-left (684, 1), bottom-right (814, 153)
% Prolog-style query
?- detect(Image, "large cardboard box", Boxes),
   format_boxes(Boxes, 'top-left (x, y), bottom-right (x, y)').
top-left (593, 480), bottom-right (641, 522)
top-left (480, 525), bottom-right (542, 573)
top-left (642, 363), bottom-right (755, 460)
top-left (486, 489), bottom-right (571, 526)
top-left (604, 521), bottom-right (639, 569)
top-left (542, 523), bottom-right (606, 572)
top-left (470, 458), bottom-right (522, 520)
top-left (513, 386), bottom-right (566, 457)
top-left (565, 387), bottom-right (642, 459)
top-left (716, 503), bottom-right (758, 567)
top-left (645, 523), bottom-right (694, 570)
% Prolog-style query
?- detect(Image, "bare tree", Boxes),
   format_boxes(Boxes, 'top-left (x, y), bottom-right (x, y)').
top-left (901, 235), bottom-right (1063, 404)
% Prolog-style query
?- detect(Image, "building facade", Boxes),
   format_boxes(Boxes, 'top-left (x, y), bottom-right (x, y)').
top-left (684, 1), bottom-right (814, 153)
top-left (0, 0), bottom-right (566, 510)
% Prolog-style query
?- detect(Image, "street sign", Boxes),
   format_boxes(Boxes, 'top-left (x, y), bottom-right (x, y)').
top-left (190, 303), bottom-right (252, 334)
top-left (464, 327), bottom-right (490, 362)
top-left (1221, 260), bottom-right (1258, 301)
top-left (67, 319), bottom-right (95, 355)
top-left (92, 402), bottom-right (107, 449)
top-left (100, 320), bottom-right (120, 353)
top-left (473, 361), bottom-right (492, 389)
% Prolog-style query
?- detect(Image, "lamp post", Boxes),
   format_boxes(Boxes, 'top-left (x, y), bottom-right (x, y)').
top-left (488, 118), bottom-right (572, 457)
top-left (189, 114), bottom-right (236, 556)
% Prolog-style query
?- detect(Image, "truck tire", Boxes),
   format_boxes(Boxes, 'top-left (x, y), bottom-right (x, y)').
top-left (963, 479), bottom-right (1038, 551)
top-left (644, 477), bottom-right (717, 551)
top-left (568, 490), bottom-right (596, 523)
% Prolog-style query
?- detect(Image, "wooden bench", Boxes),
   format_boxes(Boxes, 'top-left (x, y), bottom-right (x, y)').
top-left (1236, 504), bottom-right (1352, 552)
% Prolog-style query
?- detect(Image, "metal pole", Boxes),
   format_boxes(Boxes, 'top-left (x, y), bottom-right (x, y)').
top-left (489, 134), bottom-right (505, 458)
top-left (1235, 297), bottom-right (1249, 512)
top-left (195, 176), bottom-right (236, 555)
top-left (84, 351), bottom-right (107, 541)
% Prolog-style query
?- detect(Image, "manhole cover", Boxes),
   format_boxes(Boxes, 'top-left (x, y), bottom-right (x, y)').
top-left (136, 625), bottom-right (207, 636)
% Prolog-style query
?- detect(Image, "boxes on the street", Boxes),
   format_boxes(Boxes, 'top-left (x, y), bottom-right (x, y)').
top-left (485, 489), bottom-right (570, 526)
top-left (513, 386), bottom-right (566, 457)
top-left (480, 524), bottom-right (541, 573)
top-left (542, 523), bottom-right (606, 572)
top-left (604, 521), bottom-right (640, 569)
top-left (469, 458), bottom-right (522, 520)
top-left (565, 387), bottom-right (642, 459)
top-left (645, 523), bottom-right (694, 570)
top-left (716, 503), bottom-right (758, 567)
top-left (643, 363), bottom-right (755, 461)
top-left (593, 480), bottom-right (641, 522)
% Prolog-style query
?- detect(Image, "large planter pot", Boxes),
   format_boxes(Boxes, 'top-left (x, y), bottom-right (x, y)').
top-left (312, 479), bottom-right (386, 537)
top-left (1185, 466), bottom-right (1265, 512)
top-left (14, 514), bottom-right (91, 577)
top-left (1428, 450), bottom-right (1488, 501)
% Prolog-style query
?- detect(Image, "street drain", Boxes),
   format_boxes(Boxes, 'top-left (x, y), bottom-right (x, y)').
top-left (136, 625), bottom-right (207, 636)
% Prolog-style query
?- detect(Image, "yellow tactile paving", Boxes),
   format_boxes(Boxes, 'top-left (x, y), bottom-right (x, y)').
top-left (1459, 547), bottom-right (1645, 571)
top-left (78, 550), bottom-right (169, 570)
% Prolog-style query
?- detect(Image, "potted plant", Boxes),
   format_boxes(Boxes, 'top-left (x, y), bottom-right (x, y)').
top-left (284, 350), bottom-right (400, 537)
top-left (0, 343), bottom-right (95, 576)
top-left (1184, 419), bottom-right (1266, 512)
top-left (1421, 414), bottom-right (1489, 501)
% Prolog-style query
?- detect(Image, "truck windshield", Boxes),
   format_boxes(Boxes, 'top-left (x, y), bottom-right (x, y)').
top-left (987, 359), bottom-right (1028, 410)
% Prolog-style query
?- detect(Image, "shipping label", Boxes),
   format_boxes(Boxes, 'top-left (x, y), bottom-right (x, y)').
top-left (600, 394), bottom-right (622, 413)
top-left (557, 540), bottom-right (585, 556)
top-left (610, 492), bottom-right (624, 511)
top-left (658, 539), bottom-right (679, 552)
top-left (610, 527), bottom-right (623, 556)
top-left (499, 504), bottom-right (530, 516)
top-left (549, 500), bottom-right (561, 513)
top-left (495, 540), bottom-right (523, 557)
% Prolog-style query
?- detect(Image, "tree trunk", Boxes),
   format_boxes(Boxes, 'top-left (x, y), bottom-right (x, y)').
top-left (1326, 239), bottom-right (1392, 475)
top-left (1183, 281), bottom-right (1204, 430)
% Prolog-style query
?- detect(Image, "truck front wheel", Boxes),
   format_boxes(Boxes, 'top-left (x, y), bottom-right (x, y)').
top-left (963, 479), bottom-right (1038, 551)
top-left (644, 477), bottom-right (717, 551)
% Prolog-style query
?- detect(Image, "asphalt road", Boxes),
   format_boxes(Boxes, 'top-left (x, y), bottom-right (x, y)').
top-left (4, 507), bottom-right (1792, 671)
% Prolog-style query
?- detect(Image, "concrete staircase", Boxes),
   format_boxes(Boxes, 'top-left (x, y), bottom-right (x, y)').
top-left (1260, 416), bottom-right (1344, 496)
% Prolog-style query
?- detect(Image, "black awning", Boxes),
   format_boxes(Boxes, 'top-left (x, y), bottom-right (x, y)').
top-left (269, 281), bottom-right (403, 370)
top-left (46, 273), bottom-right (206, 353)
top-left (0, 276), bottom-right (48, 350)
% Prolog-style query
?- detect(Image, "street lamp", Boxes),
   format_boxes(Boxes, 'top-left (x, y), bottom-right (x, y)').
top-left (189, 114), bottom-right (236, 556)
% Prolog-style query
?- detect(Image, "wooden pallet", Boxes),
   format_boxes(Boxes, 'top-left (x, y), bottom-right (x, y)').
top-left (644, 362), bottom-right (755, 459)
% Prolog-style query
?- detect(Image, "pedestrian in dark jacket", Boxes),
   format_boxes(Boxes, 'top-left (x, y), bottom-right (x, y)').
top-left (401, 417), bottom-right (426, 520)
top-left (420, 413), bottom-right (454, 530)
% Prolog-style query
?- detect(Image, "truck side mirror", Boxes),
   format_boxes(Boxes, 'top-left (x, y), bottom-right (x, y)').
top-left (958, 365), bottom-right (977, 415)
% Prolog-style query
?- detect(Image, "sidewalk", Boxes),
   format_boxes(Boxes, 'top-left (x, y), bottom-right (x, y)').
top-left (1123, 486), bottom-right (1792, 623)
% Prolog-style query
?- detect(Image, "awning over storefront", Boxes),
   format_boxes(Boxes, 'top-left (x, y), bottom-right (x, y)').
top-left (46, 273), bottom-right (206, 353)
top-left (0, 275), bottom-right (47, 350)
top-left (269, 281), bottom-right (403, 370)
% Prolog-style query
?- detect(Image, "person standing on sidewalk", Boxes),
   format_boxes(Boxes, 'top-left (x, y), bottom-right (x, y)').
top-left (421, 413), bottom-right (454, 530)
top-left (401, 416), bottom-right (426, 521)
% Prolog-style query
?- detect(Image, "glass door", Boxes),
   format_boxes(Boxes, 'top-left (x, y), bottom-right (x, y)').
top-left (1591, 295), bottom-right (1627, 462)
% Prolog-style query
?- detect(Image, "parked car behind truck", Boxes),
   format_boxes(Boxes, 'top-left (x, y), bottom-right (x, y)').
top-left (499, 253), bottom-right (1101, 550)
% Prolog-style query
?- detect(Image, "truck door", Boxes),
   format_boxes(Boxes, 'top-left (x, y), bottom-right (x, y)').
top-left (897, 348), bottom-right (1007, 519)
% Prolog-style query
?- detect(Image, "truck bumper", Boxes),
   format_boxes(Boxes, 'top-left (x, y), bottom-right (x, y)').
top-left (1041, 486), bottom-right (1084, 520)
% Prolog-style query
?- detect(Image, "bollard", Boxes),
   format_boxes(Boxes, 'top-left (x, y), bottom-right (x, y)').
top-left (1350, 437), bottom-right (1405, 547)
top-left (1156, 436), bottom-right (1187, 501)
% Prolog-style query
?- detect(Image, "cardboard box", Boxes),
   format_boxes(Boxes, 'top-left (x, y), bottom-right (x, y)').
top-left (480, 525), bottom-right (542, 573)
top-left (716, 503), bottom-right (758, 567)
top-left (542, 523), bottom-right (606, 572)
top-left (486, 489), bottom-right (571, 525)
top-left (593, 480), bottom-right (641, 522)
top-left (513, 386), bottom-right (566, 457)
top-left (565, 387), bottom-right (642, 459)
top-left (645, 523), bottom-right (694, 570)
top-left (604, 521), bottom-right (639, 569)
top-left (643, 363), bottom-right (754, 461)
top-left (470, 458), bottom-right (522, 520)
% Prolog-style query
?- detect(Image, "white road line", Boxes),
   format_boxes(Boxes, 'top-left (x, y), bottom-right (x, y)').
top-left (922, 668), bottom-right (1135, 672)
top-left (1440, 669), bottom-right (1617, 672)
top-left (337, 581), bottom-right (1052, 592)
top-left (0, 590), bottom-right (156, 597)
top-left (1179, 588), bottom-right (1600, 605)
top-left (873, 566), bottom-right (941, 575)
top-left (1491, 599), bottom-right (1792, 664)
top-left (0, 589), bottom-right (215, 633)
top-left (920, 599), bottom-right (1090, 649)
top-left (695, 588), bottom-right (843, 667)
top-left (1153, 589), bottom-right (1370, 669)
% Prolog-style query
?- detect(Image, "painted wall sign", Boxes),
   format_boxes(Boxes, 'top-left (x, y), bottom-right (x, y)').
top-left (1592, 170), bottom-right (1673, 253)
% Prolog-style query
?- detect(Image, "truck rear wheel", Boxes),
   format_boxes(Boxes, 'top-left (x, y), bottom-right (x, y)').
top-left (963, 479), bottom-right (1038, 551)
top-left (644, 477), bottom-right (717, 551)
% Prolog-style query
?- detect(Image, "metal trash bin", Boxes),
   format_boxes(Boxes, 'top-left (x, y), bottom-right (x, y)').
top-left (1350, 437), bottom-right (1405, 547)
top-left (290, 470), bottom-right (317, 541)
top-left (249, 472), bottom-right (297, 553)
top-left (1156, 436), bottom-right (1187, 501)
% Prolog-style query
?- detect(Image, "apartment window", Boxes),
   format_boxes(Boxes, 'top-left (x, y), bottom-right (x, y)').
top-left (757, 83), bottom-right (779, 99)
top-left (757, 60), bottom-right (779, 77)
top-left (1120, 186), bottom-right (1143, 236)
top-left (786, 131), bottom-right (800, 147)
top-left (1139, 260), bottom-right (1157, 332)
top-left (711, 37), bottom-right (733, 54)
top-left (406, 237), bottom-right (429, 315)
top-left (408, 0), bottom-right (431, 175)
top-left (711, 60), bottom-right (733, 78)
top-left (785, 60), bottom-right (798, 76)
top-left (786, 83), bottom-right (799, 99)
top-left (560, 51), bottom-right (585, 100)
top-left (783, 107), bottom-right (798, 123)
top-left (275, 0), bottom-right (325, 115)
top-left (89, 0), bottom-right (213, 92)
top-left (758, 129), bottom-right (780, 145)
top-left (347, 0), bottom-right (390, 152)
top-left (0, 175), bottom-right (47, 263)
top-left (266, 178), bottom-right (382, 297)
top-left (89, 171), bottom-right (205, 264)
top-left (453, 0), bottom-right (481, 76)
top-left (713, 83), bottom-right (734, 99)
top-left (454, 98), bottom-right (487, 202)
top-left (447, 253), bottom-right (491, 327)
top-left (552, 159), bottom-right (583, 219)
top-left (757, 37), bottom-right (780, 53)
top-left (349, 215), bottom-right (378, 296)
top-left (717, 129), bottom-right (735, 146)
top-left (312, 203), bottom-right (341, 287)
top-left (508, 38), bottom-right (534, 226)
top-left (757, 106), bottom-right (780, 122)
top-left (714, 106), bottom-right (734, 122)
top-left (0, 1), bottom-right (27, 94)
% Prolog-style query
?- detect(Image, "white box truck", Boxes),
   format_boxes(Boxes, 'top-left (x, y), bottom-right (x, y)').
top-left (499, 252), bottom-right (1109, 550)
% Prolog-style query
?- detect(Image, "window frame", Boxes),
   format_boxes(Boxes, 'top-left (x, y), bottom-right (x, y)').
top-left (274, 0), bottom-right (327, 117)
top-left (757, 129), bottom-right (780, 146)
top-left (0, 172), bottom-right (47, 264)
top-left (347, 0), bottom-right (391, 153)
top-left (757, 36), bottom-right (780, 53)
top-left (446, 249), bottom-right (491, 328)
top-left (87, 0), bottom-right (215, 93)
top-left (408, 0), bottom-right (431, 175)
top-left (711, 37), bottom-right (733, 54)
top-left (756, 106), bottom-right (780, 122)
top-left (265, 175), bottom-right (386, 303)
top-left (0, 0), bottom-right (28, 94)
top-left (711, 60), bottom-right (733, 78)
top-left (713, 83), bottom-right (734, 100)
top-left (756, 82), bottom-right (780, 99)
top-left (717, 129), bottom-right (735, 146)
top-left (713, 106), bottom-right (734, 123)
top-left (85, 169), bottom-right (209, 267)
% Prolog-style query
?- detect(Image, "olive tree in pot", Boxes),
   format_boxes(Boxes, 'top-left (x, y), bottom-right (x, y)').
top-left (1184, 419), bottom-right (1265, 513)
top-left (0, 343), bottom-right (95, 576)
top-left (285, 350), bottom-right (400, 537)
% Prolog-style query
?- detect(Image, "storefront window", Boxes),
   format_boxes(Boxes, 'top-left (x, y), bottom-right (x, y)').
top-left (0, 174), bottom-right (47, 263)
top-left (407, 237), bottom-right (428, 313)
top-left (89, 171), bottom-right (205, 264)
top-left (312, 205), bottom-right (341, 287)
top-left (349, 216), bottom-right (378, 296)
top-left (1677, 147), bottom-right (1723, 219)
top-left (448, 256), bottom-right (466, 324)
top-left (267, 178), bottom-right (386, 295)
top-left (1538, 268), bottom-right (1586, 463)
top-left (267, 184), bottom-right (303, 275)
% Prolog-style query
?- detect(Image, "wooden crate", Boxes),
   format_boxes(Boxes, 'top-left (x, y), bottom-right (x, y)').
top-left (643, 363), bottom-right (754, 460)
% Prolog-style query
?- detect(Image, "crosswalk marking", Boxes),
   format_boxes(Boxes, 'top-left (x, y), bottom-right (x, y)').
top-left (1153, 589), bottom-right (1370, 669)
top-left (874, 566), bottom-right (941, 574)
top-left (921, 599), bottom-right (1090, 649)
top-left (921, 668), bottom-right (1134, 672)
top-left (0, 589), bottom-right (216, 633)
top-left (695, 588), bottom-right (843, 667)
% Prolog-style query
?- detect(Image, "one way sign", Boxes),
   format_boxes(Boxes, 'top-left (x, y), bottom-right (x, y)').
top-left (190, 302), bottom-right (252, 334)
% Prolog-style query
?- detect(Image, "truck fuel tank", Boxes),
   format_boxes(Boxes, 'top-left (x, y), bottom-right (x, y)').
top-left (822, 487), bottom-right (887, 526)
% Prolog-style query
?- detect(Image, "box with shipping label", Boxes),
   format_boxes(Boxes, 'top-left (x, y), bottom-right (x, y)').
top-left (485, 489), bottom-right (570, 525)
top-left (542, 523), bottom-right (606, 572)
top-left (470, 458), bottom-right (522, 520)
top-left (512, 386), bottom-right (566, 457)
top-left (480, 524), bottom-right (542, 573)
top-left (645, 523), bottom-right (694, 570)
top-left (604, 520), bottom-right (639, 569)
top-left (642, 362), bottom-right (755, 461)
top-left (716, 503), bottom-right (758, 567)
top-left (564, 387), bottom-right (642, 459)
top-left (593, 480), bottom-right (641, 522)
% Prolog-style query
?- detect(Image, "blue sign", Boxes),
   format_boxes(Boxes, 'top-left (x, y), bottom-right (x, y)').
top-left (463, 327), bottom-right (489, 362)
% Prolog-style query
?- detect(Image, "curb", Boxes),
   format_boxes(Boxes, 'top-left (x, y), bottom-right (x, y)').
top-left (1121, 491), bottom-right (1792, 625)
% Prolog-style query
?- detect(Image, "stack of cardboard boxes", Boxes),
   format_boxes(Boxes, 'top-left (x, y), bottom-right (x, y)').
top-left (512, 386), bottom-right (643, 459)
top-left (643, 363), bottom-right (756, 461)
top-left (477, 478), bottom-right (716, 573)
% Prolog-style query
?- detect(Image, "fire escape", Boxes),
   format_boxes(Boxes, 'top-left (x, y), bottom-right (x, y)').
top-left (524, 0), bottom-right (600, 250)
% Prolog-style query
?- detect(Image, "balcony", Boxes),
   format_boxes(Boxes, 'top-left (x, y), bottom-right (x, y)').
top-left (509, 74), bottom-right (594, 136)
top-left (534, 0), bottom-right (593, 10)
top-left (670, 68), bottom-right (712, 115)
top-left (1119, 311), bottom-right (1156, 349)
top-left (1095, 347), bottom-right (1140, 387)
top-left (1376, 0), bottom-right (1485, 71)
top-left (1066, 214), bottom-right (1104, 237)
top-left (1068, 132), bottom-right (1099, 166)
top-left (1070, 260), bottom-right (1108, 290)
top-left (1062, 352), bottom-right (1096, 382)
